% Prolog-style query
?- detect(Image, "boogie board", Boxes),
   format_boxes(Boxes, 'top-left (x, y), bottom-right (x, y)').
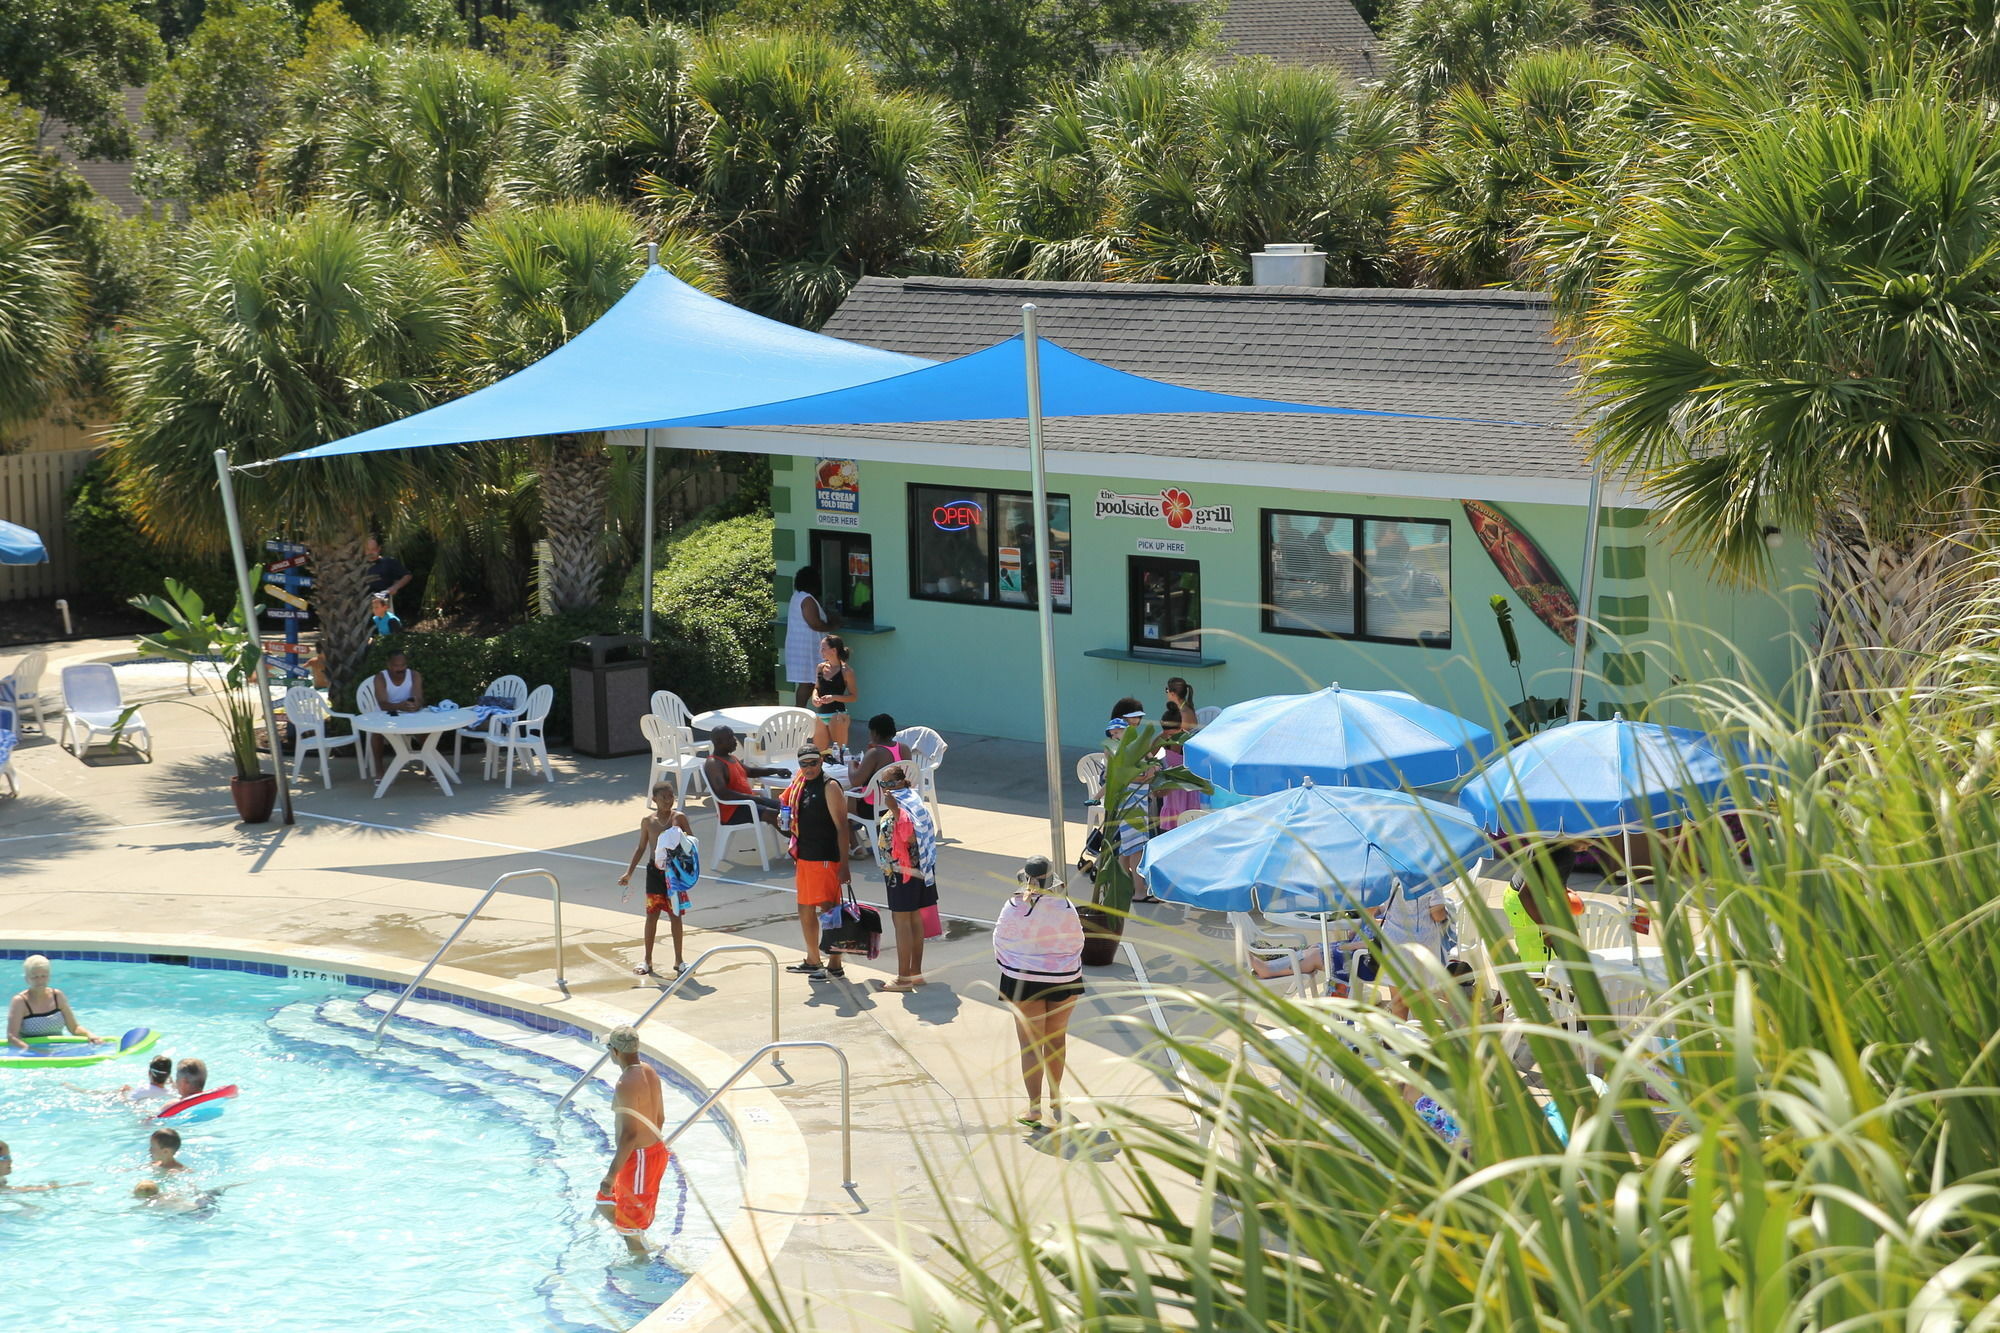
top-left (1460, 500), bottom-right (1586, 647)
top-left (0, 1026), bottom-right (159, 1070)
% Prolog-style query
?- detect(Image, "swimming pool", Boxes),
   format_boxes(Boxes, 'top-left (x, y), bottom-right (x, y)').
top-left (0, 958), bottom-right (742, 1333)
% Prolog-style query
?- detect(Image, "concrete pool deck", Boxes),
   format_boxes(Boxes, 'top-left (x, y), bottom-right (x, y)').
top-left (2, 639), bottom-right (1248, 1330)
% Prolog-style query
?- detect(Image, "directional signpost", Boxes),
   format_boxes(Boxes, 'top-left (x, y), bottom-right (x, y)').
top-left (262, 540), bottom-right (313, 678)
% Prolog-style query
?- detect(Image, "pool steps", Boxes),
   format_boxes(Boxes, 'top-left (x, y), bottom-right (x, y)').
top-left (265, 996), bottom-right (708, 1330)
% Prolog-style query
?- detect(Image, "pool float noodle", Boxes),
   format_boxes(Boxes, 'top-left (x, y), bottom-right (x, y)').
top-left (157, 1084), bottom-right (238, 1122)
top-left (0, 1027), bottom-right (159, 1070)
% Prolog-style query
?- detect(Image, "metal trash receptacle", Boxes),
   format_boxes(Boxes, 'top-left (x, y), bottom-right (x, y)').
top-left (569, 635), bottom-right (650, 757)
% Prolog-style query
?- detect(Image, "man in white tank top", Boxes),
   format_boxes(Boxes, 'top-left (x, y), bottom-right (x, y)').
top-left (783, 564), bottom-right (838, 708)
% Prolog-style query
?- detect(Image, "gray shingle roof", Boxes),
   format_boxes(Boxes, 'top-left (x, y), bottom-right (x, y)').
top-left (808, 276), bottom-right (1590, 485)
top-left (34, 87), bottom-right (153, 218)
top-left (1213, 0), bottom-right (1382, 84)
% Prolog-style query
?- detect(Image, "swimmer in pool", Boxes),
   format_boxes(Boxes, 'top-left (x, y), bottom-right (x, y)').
top-left (134, 1178), bottom-right (239, 1214)
top-left (595, 1025), bottom-right (670, 1258)
top-left (149, 1128), bottom-right (188, 1172)
top-left (8, 954), bottom-right (101, 1050)
top-left (121, 1055), bottom-right (175, 1105)
top-left (0, 1141), bottom-right (79, 1194)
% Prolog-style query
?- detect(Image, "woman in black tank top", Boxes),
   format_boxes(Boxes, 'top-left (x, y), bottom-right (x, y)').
top-left (812, 635), bottom-right (857, 753)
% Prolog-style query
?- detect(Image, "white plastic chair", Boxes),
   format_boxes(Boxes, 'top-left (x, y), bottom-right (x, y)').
top-left (285, 685), bottom-right (362, 788)
top-left (1230, 912), bottom-right (1311, 999)
top-left (711, 796), bottom-right (779, 870)
top-left (1577, 901), bottom-right (1632, 952)
top-left (1076, 752), bottom-right (1107, 830)
top-left (5, 650), bottom-right (49, 732)
top-left (1195, 705), bottom-right (1221, 726)
top-left (895, 725), bottom-right (948, 832)
top-left (649, 689), bottom-right (700, 737)
top-left (843, 766), bottom-right (892, 859)
top-left (641, 713), bottom-right (712, 802)
top-left (491, 684), bottom-right (554, 787)
top-left (454, 674), bottom-right (526, 773)
top-left (354, 677), bottom-right (381, 716)
top-left (753, 707), bottom-right (816, 760)
top-left (60, 664), bottom-right (149, 758)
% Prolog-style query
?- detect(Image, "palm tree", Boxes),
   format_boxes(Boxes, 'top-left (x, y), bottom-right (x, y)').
top-left (1575, 78), bottom-right (2000, 719)
top-left (458, 200), bottom-right (724, 613)
top-left (668, 29), bottom-right (960, 327)
top-left (112, 208), bottom-right (466, 696)
top-left (512, 20), bottom-right (703, 204)
top-left (0, 113), bottom-right (84, 434)
top-left (289, 46), bottom-right (528, 236)
top-left (1383, 0), bottom-right (1591, 116)
top-left (1393, 46), bottom-right (1622, 287)
top-left (966, 58), bottom-right (1405, 287)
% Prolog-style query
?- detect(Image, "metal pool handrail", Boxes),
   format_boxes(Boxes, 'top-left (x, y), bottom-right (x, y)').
top-left (372, 868), bottom-right (568, 1048)
top-left (663, 1041), bottom-right (853, 1190)
top-left (551, 944), bottom-right (782, 1116)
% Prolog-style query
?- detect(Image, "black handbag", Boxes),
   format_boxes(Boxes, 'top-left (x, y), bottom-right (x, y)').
top-left (822, 886), bottom-right (883, 957)
top-left (1077, 825), bottom-right (1106, 879)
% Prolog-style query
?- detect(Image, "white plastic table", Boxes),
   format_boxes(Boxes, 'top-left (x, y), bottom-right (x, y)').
top-left (1546, 946), bottom-right (1677, 992)
top-left (353, 707), bottom-right (478, 798)
top-left (688, 705), bottom-right (801, 736)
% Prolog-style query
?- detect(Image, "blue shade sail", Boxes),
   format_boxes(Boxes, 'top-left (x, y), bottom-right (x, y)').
top-left (1138, 782), bottom-right (1489, 913)
top-left (1457, 716), bottom-right (1737, 836)
top-left (663, 335), bottom-right (1522, 430)
top-left (280, 266), bottom-right (932, 461)
top-left (1183, 685), bottom-right (1496, 797)
top-left (0, 519), bottom-right (49, 565)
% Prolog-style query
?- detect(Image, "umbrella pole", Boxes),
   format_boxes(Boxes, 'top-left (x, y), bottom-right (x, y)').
top-left (1566, 466), bottom-right (1604, 724)
top-left (214, 449), bottom-right (294, 827)
top-left (640, 427), bottom-right (656, 644)
top-left (1624, 826), bottom-right (1637, 961)
top-left (1021, 304), bottom-right (1067, 872)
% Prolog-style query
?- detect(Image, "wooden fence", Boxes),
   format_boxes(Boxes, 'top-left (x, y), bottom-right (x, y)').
top-left (0, 447), bottom-right (100, 602)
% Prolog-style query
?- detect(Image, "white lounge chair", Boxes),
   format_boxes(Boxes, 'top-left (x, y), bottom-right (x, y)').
top-left (1230, 912), bottom-right (1311, 999)
top-left (0, 699), bottom-right (18, 796)
top-left (60, 664), bottom-right (150, 759)
top-left (285, 686), bottom-right (362, 788)
top-left (3, 649), bottom-right (49, 732)
top-left (491, 684), bottom-right (555, 788)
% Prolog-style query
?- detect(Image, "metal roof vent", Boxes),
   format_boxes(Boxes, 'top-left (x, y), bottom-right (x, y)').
top-left (1249, 243), bottom-right (1328, 288)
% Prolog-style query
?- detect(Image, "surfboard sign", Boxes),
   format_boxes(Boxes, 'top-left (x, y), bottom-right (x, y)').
top-left (1460, 500), bottom-right (1585, 647)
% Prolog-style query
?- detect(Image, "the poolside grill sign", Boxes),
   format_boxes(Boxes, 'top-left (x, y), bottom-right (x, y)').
top-left (1094, 487), bottom-right (1234, 534)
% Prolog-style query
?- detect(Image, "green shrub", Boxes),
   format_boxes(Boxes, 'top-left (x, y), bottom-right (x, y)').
top-left (348, 517), bottom-right (771, 744)
top-left (66, 458), bottom-right (237, 611)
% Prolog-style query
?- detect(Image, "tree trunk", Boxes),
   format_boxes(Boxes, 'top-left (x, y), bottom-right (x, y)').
top-left (1811, 503), bottom-right (1973, 725)
top-left (312, 529), bottom-right (373, 704)
top-left (538, 434), bottom-right (610, 615)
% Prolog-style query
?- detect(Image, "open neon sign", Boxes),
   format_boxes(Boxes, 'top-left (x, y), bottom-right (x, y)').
top-left (931, 499), bottom-right (984, 531)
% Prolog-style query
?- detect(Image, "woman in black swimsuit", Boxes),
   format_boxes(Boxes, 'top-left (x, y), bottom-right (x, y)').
top-left (811, 634), bottom-right (857, 754)
top-left (8, 954), bottom-right (100, 1050)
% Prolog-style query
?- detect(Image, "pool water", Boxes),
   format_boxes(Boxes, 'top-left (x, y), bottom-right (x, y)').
top-left (0, 961), bottom-right (740, 1333)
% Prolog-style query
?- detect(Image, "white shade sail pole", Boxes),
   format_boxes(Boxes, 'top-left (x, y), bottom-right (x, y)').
top-left (641, 427), bottom-right (657, 643)
top-left (1022, 305), bottom-right (1067, 872)
top-left (1567, 466), bottom-right (1604, 724)
top-left (214, 449), bottom-right (295, 826)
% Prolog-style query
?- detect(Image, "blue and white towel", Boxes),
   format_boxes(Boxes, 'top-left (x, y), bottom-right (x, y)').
top-left (888, 787), bottom-right (938, 884)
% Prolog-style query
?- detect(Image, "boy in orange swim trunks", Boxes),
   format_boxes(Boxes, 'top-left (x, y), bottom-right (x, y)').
top-left (595, 1025), bottom-right (670, 1257)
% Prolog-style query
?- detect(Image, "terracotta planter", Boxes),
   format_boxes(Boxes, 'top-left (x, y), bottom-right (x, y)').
top-left (230, 773), bottom-right (277, 825)
top-left (1078, 904), bottom-right (1125, 967)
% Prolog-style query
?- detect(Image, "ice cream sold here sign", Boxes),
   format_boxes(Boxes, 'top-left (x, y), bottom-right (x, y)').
top-left (1093, 487), bottom-right (1234, 534)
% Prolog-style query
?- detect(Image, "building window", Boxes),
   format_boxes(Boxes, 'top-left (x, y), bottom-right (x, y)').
top-left (809, 531), bottom-right (874, 629)
top-left (908, 484), bottom-right (1070, 611)
top-left (1129, 556), bottom-right (1202, 657)
top-left (1262, 509), bottom-right (1451, 647)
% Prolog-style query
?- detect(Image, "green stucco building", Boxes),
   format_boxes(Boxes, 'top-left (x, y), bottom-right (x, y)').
top-left (677, 275), bottom-right (1814, 748)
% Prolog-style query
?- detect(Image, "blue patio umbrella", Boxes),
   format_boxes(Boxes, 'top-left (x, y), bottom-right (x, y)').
top-left (0, 519), bottom-right (48, 565)
top-left (1184, 684), bottom-right (1496, 797)
top-left (1138, 780), bottom-right (1490, 915)
top-left (1457, 716), bottom-right (1736, 837)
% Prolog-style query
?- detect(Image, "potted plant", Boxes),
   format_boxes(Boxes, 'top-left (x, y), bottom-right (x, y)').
top-left (1081, 720), bottom-right (1210, 966)
top-left (125, 579), bottom-right (277, 823)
